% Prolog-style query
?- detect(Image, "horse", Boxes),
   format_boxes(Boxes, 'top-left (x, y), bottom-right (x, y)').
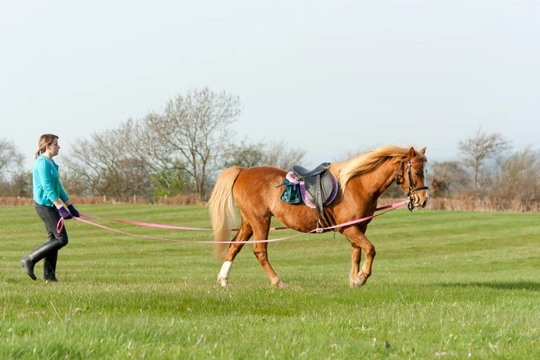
top-left (208, 146), bottom-right (429, 288)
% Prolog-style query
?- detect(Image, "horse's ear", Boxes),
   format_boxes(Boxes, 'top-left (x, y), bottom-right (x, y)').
top-left (420, 147), bottom-right (426, 154)
top-left (408, 147), bottom-right (416, 158)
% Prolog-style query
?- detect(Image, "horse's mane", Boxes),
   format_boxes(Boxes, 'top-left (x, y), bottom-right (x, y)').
top-left (333, 146), bottom-right (426, 188)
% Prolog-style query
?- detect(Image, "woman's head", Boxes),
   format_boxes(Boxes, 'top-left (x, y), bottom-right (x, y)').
top-left (35, 134), bottom-right (60, 159)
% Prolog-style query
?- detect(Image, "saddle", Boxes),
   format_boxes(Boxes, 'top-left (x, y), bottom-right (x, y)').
top-left (280, 162), bottom-right (338, 216)
top-left (292, 163), bottom-right (329, 178)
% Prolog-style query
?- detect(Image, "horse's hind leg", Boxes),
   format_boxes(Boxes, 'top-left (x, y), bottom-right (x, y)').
top-left (249, 215), bottom-right (288, 288)
top-left (253, 240), bottom-right (288, 288)
top-left (217, 222), bottom-right (253, 287)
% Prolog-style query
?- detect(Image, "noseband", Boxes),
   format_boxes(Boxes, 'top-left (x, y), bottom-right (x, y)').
top-left (395, 161), bottom-right (429, 211)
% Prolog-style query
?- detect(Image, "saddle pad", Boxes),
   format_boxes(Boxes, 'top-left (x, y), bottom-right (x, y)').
top-left (281, 172), bottom-right (339, 209)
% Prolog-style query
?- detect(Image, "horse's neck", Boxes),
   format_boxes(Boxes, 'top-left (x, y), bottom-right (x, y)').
top-left (351, 160), bottom-right (396, 197)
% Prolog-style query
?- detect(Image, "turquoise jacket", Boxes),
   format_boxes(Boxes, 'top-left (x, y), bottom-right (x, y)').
top-left (33, 156), bottom-right (69, 206)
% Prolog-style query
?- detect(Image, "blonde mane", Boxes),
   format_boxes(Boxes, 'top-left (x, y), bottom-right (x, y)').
top-left (332, 146), bottom-right (426, 189)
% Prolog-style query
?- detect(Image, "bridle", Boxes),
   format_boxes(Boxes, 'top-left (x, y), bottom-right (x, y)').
top-left (395, 160), bottom-right (429, 211)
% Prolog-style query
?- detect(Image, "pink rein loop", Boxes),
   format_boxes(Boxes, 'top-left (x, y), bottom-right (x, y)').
top-left (56, 217), bottom-right (64, 233)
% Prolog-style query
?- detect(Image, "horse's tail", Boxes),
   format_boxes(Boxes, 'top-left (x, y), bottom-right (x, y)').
top-left (208, 166), bottom-right (242, 260)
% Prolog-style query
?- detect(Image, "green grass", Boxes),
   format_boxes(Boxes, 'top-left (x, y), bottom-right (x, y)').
top-left (1, 205), bottom-right (539, 359)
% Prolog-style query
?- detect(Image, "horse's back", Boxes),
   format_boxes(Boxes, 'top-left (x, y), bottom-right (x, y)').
top-left (233, 166), bottom-right (286, 198)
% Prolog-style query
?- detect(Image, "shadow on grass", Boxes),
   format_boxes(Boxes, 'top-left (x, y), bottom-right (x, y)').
top-left (439, 281), bottom-right (540, 291)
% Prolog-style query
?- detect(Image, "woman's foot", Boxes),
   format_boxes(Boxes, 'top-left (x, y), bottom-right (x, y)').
top-left (20, 258), bottom-right (37, 281)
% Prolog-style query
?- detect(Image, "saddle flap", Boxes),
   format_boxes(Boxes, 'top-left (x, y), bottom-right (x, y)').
top-left (304, 172), bottom-right (335, 201)
top-left (304, 172), bottom-right (336, 207)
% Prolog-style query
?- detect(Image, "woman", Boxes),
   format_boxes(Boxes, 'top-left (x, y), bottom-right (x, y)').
top-left (20, 134), bottom-right (80, 282)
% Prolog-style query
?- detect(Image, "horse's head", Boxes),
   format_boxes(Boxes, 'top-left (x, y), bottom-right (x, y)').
top-left (395, 147), bottom-right (429, 210)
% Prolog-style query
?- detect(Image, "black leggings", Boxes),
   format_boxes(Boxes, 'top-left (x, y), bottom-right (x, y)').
top-left (34, 203), bottom-right (69, 247)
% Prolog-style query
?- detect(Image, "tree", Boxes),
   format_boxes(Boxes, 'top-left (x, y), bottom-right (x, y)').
top-left (223, 139), bottom-right (307, 170)
top-left (0, 138), bottom-right (24, 180)
top-left (64, 88), bottom-right (241, 200)
top-left (64, 120), bottom-right (155, 199)
top-left (145, 88), bottom-right (241, 200)
top-left (6, 171), bottom-right (32, 197)
top-left (260, 139), bottom-right (307, 170)
top-left (458, 129), bottom-right (512, 191)
top-left (223, 141), bottom-right (264, 168)
top-left (491, 146), bottom-right (540, 208)
top-left (0, 138), bottom-right (26, 196)
top-left (429, 161), bottom-right (470, 197)
top-left (130, 113), bottom-right (191, 197)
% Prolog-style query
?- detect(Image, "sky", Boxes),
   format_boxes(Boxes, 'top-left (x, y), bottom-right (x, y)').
top-left (1, 0), bottom-right (539, 170)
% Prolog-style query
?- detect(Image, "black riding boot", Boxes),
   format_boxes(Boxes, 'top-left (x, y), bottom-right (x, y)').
top-left (20, 240), bottom-right (62, 281)
top-left (43, 248), bottom-right (59, 282)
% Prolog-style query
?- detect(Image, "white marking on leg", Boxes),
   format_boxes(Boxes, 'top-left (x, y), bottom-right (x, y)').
top-left (217, 261), bottom-right (233, 287)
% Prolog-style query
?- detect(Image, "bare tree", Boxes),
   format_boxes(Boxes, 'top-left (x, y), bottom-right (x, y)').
top-left (0, 138), bottom-right (26, 196)
top-left (145, 88), bottom-right (241, 200)
top-left (5, 171), bottom-right (32, 197)
top-left (64, 120), bottom-right (154, 199)
top-left (491, 146), bottom-right (540, 208)
top-left (223, 140), bottom-right (265, 168)
top-left (260, 139), bottom-right (307, 170)
top-left (0, 138), bottom-right (24, 180)
top-left (458, 129), bottom-right (512, 191)
top-left (429, 161), bottom-right (470, 197)
top-left (64, 88), bottom-right (241, 200)
top-left (131, 113), bottom-right (191, 196)
top-left (222, 139), bottom-right (307, 170)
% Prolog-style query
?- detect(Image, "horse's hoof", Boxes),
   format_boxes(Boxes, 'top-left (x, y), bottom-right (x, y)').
top-left (350, 275), bottom-right (368, 287)
top-left (217, 277), bottom-right (228, 287)
top-left (358, 274), bottom-right (368, 286)
top-left (272, 280), bottom-right (289, 288)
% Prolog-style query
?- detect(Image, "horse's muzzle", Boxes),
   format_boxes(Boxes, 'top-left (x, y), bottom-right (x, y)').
top-left (408, 191), bottom-right (429, 211)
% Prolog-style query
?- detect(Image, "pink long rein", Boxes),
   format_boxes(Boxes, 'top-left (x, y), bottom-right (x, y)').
top-left (56, 199), bottom-right (410, 244)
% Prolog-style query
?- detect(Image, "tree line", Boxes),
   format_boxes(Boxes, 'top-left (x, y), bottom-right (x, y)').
top-left (0, 88), bottom-right (306, 202)
top-left (1, 88), bottom-right (539, 210)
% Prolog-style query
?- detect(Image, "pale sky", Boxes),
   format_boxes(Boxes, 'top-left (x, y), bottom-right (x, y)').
top-left (1, 0), bottom-right (539, 170)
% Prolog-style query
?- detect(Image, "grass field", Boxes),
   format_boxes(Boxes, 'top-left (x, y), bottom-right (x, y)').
top-left (1, 205), bottom-right (539, 359)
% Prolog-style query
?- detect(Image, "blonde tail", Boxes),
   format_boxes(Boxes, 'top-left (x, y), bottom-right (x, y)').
top-left (208, 167), bottom-right (242, 260)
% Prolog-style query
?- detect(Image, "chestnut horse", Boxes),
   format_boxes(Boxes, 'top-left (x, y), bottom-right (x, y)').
top-left (208, 146), bottom-right (429, 287)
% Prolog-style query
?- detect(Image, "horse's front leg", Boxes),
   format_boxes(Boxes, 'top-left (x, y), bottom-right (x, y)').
top-left (343, 228), bottom-right (376, 287)
top-left (349, 244), bottom-right (362, 287)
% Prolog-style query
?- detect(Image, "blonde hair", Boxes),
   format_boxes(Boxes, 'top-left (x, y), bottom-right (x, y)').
top-left (35, 134), bottom-right (59, 159)
top-left (332, 146), bottom-right (427, 190)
